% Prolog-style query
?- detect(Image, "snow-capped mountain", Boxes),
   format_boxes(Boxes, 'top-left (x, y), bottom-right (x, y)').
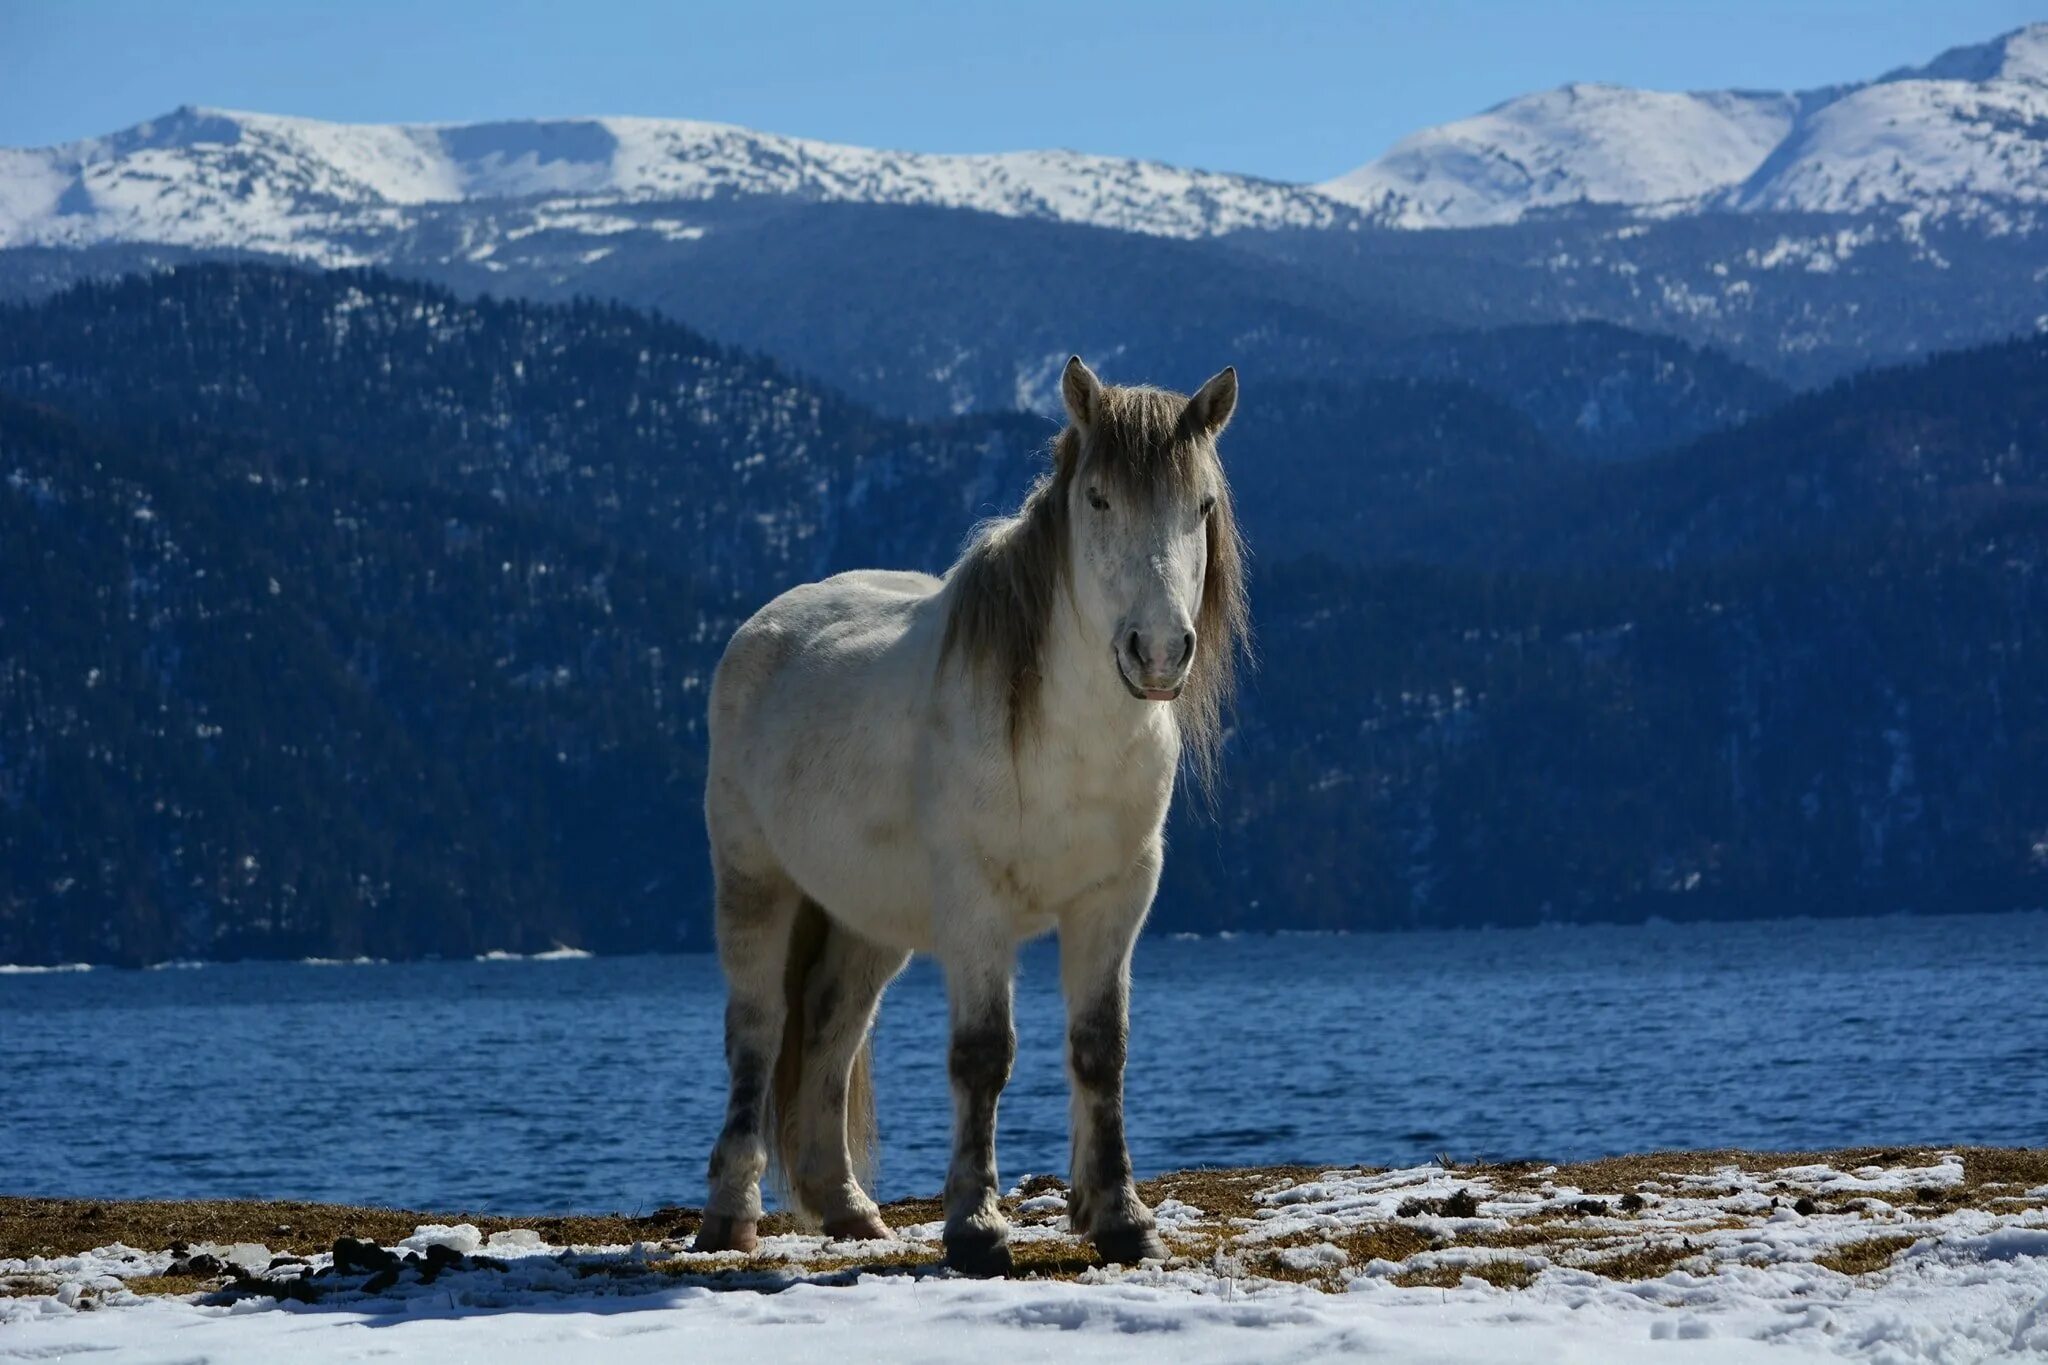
top-left (1320, 85), bottom-right (1819, 228)
top-left (0, 105), bottom-right (1355, 260)
top-left (1322, 22), bottom-right (2048, 227)
top-left (2, 23), bottom-right (2045, 261)
top-left (1723, 34), bottom-right (2048, 217)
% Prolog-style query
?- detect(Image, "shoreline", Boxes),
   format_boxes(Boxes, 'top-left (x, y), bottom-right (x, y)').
top-left (8, 1146), bottom-right (2046, 1361)
top-left (5, 905), bottom-right (2047, 974)
top-left (8, 1144), bottom-right (2043, 1275)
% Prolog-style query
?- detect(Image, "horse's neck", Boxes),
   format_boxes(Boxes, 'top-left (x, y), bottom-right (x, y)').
top-left (1032, 600), bottom-right (1179, 760)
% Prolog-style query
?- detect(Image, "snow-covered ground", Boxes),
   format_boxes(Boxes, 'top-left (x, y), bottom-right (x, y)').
top-left (5, 1151), bottom-right (2044, 1363)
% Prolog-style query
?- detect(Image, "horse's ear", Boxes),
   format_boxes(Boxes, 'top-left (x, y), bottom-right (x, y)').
top-left (1062, 355), bottom-right (1103, 429)
top-left (1187, 366), bottom-right (1238, 437)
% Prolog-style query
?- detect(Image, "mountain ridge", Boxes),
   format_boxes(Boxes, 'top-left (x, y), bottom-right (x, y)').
top-left (4, 24), bottom-right (2048, 261)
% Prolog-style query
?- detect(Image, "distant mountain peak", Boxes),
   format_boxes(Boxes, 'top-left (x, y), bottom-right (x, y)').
top-left (1318, 84), bottom-right (1804, 227)
top-left (1880, 21), bottom-right (2048, 86)
top-left (1321, 23), bottom-right (2048, 228)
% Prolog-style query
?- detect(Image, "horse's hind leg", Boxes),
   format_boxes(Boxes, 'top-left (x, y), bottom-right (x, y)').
top-left (696, 862), bottom-right (802, 1254)
top-left (791, 926), bottom-right (908, 1238)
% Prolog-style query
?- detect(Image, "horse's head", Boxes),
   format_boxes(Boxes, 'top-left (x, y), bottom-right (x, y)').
top-left (1056, 356), bottom-right (1242, 707)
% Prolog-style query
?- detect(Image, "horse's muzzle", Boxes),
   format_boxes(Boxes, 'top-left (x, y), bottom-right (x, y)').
top-left (1115, 655), bottom-right (1185, 703)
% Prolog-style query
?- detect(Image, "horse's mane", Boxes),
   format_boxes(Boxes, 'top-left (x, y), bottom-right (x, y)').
top-left (939, 384), bottom-right (1249, 796)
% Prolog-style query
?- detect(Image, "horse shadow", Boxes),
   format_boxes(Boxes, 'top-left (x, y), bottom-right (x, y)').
top-left (175, 1198), bottom-right (1111, 1324)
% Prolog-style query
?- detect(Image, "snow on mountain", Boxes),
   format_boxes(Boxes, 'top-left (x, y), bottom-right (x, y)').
top-left (1726, 36), bottom-right (2048, 217)
top-left (3, 23), bottom-right (2047, 257)
top-left (1319, 85), bottom-right (1808, 227)
top-left (0, 105), bottom-right (1355, 261)
top-left (1323, 22), bottom-right (2048, 229)
top-left (1879, 19), bottom-right (2048, 85)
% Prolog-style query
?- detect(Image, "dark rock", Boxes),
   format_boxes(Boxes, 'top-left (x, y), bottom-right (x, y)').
top-left (1618, 1193), bottom-right (1647, 1213)
top-left (267, 1255), bottom-right (309, 1270)
top-left (360, 1268), bottom-right (399, 1295)
top-left (169, 1253), bottom-right (225, 1278)
top-left (415, 1244), bottom-right (467, 1285)
top-left (422, 1243), bottom-right (466, 1270)
top-left (271, 1276), bottom-right (322, 1304)
top-left (470, 1255), bottom-right (510, 1273)
top-left (1395, 1188), bottom-right (1482, 1219)
top-left (1793, 1197), bottom-right (1820, 1216)
top-left (331, 1237), bottom-right (399, 1275)
top-left (1571, 1198), bottom-right (1608, 1216)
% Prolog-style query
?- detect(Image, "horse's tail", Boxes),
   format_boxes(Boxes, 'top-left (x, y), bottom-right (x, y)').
top-left (770, 897), bottom-right (878, 1221)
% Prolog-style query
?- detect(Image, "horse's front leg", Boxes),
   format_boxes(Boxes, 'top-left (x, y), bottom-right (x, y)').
top-left (1060, 858), bottom-right (1168, 1264)
top-left (936, 927), bottom-right (1018, 1276)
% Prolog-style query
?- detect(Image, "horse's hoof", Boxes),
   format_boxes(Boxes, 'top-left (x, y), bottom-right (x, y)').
top-left (943, 1231), bottom-right (1015, 1278)
top-left (693, 1214), bottom-right (759, 1254)
top-left (1093, 1225), bottom-right (1168, 1265)
top-left (823, 1213), bottom-right (893, 1242)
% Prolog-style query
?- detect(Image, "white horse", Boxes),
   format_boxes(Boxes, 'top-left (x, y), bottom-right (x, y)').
top-left (694, 357), bottom-right (1248, 1275)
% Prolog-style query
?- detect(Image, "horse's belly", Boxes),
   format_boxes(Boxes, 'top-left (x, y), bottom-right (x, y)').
top-left (769, 799), bottom-right (935, 954)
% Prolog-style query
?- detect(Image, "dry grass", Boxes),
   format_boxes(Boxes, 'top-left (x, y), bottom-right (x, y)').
top-left (0, 1196), bottom-right (702, 1262)
top-left (1232, 1222), bottom-right (1440, 1284)
top-left (1136, 1166), bottom-right (1333, 1224)
top-left (0, 1276), bottom-right (59, 1298)
top-left (1454, 1220), bottom-right (1617, 1250)
top-left (1815, 1235), bottom-right (1918, 1277)
top-left (1958, 1148), bottom-right (2048, 1195)
top-left (1575, 1243), bottom-right (1702, 1281)
top-left (121, 1274), bottom-right (214, 1297)
top-left (1391, 1259), bottom-right (1537, 1291)
top-left (5, 1148), bottom-right (2037, 1299)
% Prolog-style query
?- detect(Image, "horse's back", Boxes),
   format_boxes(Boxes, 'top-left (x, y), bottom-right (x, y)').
top-left (706, 569), bottom-right (945, 936)
top-left (711, 568), bottom-right (941, 719)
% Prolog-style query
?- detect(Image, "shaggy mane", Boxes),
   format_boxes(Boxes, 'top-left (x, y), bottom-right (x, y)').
top-left (939, 384), bottom-right (1249, 794)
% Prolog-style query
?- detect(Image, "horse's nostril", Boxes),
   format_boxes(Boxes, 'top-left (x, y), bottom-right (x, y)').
top-left (1180, 632), bottom-right (1195, 665)
top-left (1127, 630), bottom-right (1142, 662)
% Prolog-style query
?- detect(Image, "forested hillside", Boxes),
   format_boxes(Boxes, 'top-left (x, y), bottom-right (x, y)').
top-left (4, 265), bottom-right (2046, 964)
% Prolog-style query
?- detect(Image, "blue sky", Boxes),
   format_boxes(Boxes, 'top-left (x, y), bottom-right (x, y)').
top-left (2, 1), bottom-right (2039, 182)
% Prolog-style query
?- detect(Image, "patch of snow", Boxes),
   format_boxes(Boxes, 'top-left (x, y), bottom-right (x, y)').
top-left (475, 945), bottom-right (593, 962)
top-left (4, 1153), bottom-right (2047, 1361)
top-left (399, 1224), bottom-right (484, 1256)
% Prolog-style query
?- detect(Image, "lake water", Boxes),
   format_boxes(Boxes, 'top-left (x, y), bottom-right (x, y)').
top-left (4, 913), bottom-right (2045, 1214)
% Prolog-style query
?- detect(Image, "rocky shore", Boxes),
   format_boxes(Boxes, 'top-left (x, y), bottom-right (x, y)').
top-left (4, 1147), bottom-right (2046, 1362)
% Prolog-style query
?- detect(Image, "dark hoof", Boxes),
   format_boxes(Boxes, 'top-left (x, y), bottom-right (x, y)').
top-left (1093, 1225), bottom-right (1168, 1265)
top-left (823, 1213), bottom-right (893, 1241)
top-left (943, 1231), bottom-right (1015, 1278)
top-left (693, 1214), bottom-right (760, 1254)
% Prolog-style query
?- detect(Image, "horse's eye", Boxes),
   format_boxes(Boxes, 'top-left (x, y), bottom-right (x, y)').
top-left (1199, 494), bottom-right (1217, 518)
top-left (1087, 488), bottom-right (1109, 511)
